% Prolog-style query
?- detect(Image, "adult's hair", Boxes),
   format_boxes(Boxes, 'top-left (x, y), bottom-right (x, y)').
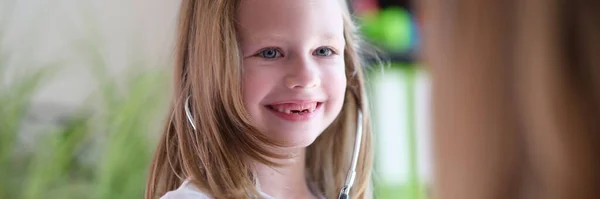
top-left (422, 0), bottom-right (600, 198)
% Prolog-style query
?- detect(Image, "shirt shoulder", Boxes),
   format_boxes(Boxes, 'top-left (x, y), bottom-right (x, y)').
top-left (161, 179), bottom-right (277, 199)
top-left (161, 189), bottom-right (212, 199)
top-left (160, 180), bottom-right (212, 199)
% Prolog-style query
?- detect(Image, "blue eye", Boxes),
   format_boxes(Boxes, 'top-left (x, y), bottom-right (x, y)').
top-left (258, 48), bottom-right (282, 59)
top-left (313, 47), bottom-right (334, 56)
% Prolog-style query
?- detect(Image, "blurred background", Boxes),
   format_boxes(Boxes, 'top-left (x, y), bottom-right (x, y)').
top-left (0, 0), bottom-right (428, 198)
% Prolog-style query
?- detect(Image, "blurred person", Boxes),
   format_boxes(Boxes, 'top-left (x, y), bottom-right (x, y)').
top-left (421, 0), bottom-right (600, 199)
top-left (145, 0), bottom-right (374, 199)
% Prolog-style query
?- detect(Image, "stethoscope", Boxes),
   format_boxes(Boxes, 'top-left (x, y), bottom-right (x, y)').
top-left (184, 97), bottom-right (363, 199)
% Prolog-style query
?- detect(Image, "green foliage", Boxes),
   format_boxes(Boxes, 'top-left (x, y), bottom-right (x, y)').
top-left (0, 25), bottom-right (169, 198)
top-left (0, 64), bottom-right (168, 199)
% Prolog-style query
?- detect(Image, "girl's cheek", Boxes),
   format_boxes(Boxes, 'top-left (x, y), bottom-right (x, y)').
top-left (242, 66), bottom-right (280, 96)
top-left (322, 63), bottom-right (347, 95)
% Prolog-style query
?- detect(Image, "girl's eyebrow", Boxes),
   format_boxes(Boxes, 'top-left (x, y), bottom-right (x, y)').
top-left (321, 34), bottom-right (345, 45)
top-left (241, 33), bottom-right (286, 45)
top-left (240, 33), bottom-right (345, 54)
top-left (242, 33), bottom-right (343, 44)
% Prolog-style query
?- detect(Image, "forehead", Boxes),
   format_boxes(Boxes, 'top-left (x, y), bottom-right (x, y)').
top-left (236, 0), bottom-right (345, 42)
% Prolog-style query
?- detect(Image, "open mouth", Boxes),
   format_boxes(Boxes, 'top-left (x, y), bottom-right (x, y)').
top-left (265, 102), bottom-right (323, 115)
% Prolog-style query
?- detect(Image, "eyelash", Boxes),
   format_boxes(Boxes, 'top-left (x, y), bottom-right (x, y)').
top-left (313, 47), bottom-right (336, 57)
top-left (256, 47), bottom-right (283, 59)
top-left (255, 46), bottom-right (338, 59)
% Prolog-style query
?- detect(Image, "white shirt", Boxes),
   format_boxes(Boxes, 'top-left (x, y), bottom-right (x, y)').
top-left (160, 179), bottom-right (327, 199)
top-left (160, 179), bottom-right (276, 199)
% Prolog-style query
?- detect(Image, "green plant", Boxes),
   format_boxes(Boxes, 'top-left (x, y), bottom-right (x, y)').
top-left (1, 14), bottom-right (169, 198)
top-left (0, 5), bottom-right (59, 195)
top-left (1, 64), bottom-right (168, 199)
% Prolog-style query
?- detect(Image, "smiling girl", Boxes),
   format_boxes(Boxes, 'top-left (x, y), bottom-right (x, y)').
top-left (145, 0), bottom-right (373, 198)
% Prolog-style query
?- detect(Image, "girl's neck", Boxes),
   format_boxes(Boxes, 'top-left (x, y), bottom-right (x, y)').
top-left (254, 147), bottom-right (316, 199)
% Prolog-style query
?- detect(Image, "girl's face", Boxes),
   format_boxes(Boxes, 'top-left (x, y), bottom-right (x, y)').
top-left (238, 0), bottom-right (346, 148)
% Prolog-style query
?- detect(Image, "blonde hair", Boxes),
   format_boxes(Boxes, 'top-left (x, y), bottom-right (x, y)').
top-left (423, 0), bottom-right (600, 198)
top-left (145, 0), bottom-right (373, 198)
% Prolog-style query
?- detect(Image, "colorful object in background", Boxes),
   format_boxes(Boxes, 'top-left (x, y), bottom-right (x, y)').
top-left (352, 0), bottom-right (379, 13)
top-left (359, 7), bottom-right (414, 53)
top-left (410, 14), bottom-right (421, 52)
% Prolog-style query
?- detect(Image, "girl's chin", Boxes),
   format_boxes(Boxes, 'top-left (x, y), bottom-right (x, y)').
top-left (263, 131), bottom-right (322, 148)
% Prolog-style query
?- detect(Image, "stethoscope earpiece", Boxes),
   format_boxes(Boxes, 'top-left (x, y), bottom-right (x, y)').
top-left (184, 96), bottom-right (197, 131)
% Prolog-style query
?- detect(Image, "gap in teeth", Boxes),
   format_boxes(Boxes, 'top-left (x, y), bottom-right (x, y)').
top-left (268, 102), bottom-right (319, 114)
top-left (290, 109), bottom-right (308, 114)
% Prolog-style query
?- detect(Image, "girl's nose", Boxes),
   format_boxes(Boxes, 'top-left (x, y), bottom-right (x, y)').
top-left (284, 56), bottom-right (321, 89)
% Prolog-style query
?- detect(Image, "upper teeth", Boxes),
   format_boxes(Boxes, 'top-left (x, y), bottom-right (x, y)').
top-left (271, 102), bottom-right (318, 114)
